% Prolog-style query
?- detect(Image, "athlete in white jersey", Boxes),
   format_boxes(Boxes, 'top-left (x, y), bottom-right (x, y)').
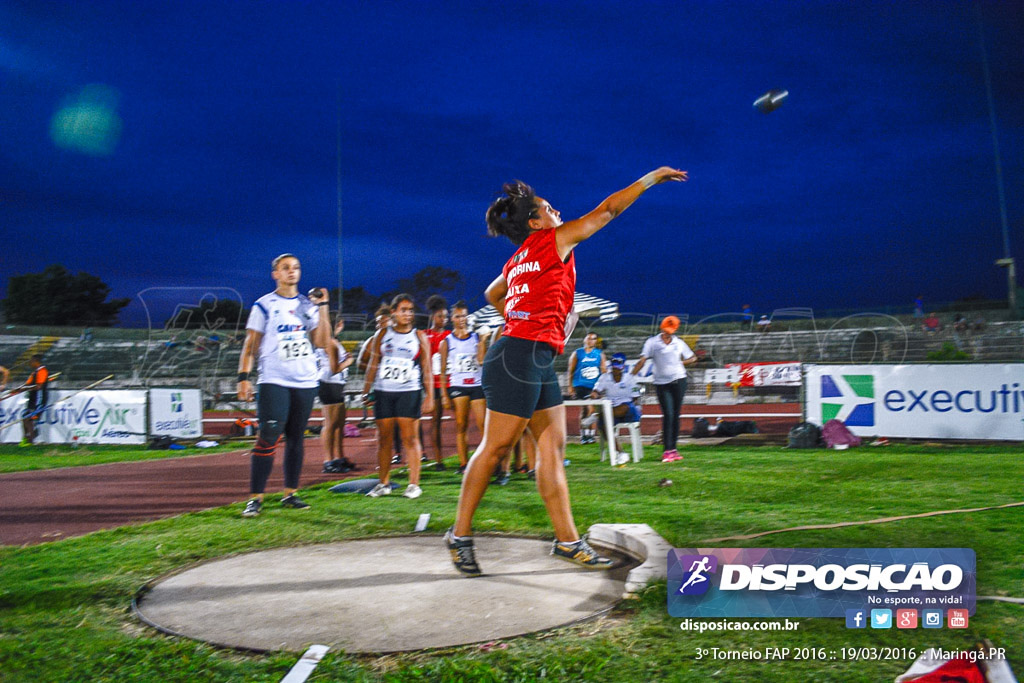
top-left (317, 318), bottom-right (355, 474)
top-left (440, 301), bottom-right (486, 473)
top-left (237, 254), bottom-right (329, 517)
top-left (362, 294), bottom-right (434, 499)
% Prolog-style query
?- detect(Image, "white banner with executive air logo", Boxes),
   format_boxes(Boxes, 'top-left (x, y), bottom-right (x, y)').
top-left (805, 364), bottom-right (1024, 441)
top-left (148, 389), bottom-right (203, 438)
top-left (0, 390), bottom-right (148, 444)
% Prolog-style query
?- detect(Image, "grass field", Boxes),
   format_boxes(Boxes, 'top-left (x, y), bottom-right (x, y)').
top-left (0, 441), bottom-right (245, 474)
top-left (0, 443), bottom-right (1021, 682)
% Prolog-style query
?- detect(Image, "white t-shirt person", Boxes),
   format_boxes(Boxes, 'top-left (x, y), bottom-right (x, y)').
top-left (638, 334), bottom-right (696, 385)
top-left (592, 370), bottom-right (639, 406)
top-left (246, 292), bottom-right (320, 389)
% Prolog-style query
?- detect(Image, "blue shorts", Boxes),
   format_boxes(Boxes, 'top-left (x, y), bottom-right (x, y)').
top-left (482, 336), bottom-right (563, 419)
top-left (614, 403), bottom-right (642, 424)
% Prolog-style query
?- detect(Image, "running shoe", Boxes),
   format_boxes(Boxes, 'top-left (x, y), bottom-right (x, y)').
top-left (661, 450), bottom-right (683, 463)
top-left (281, 494), bottom-right (310, 509)
top-left (551, 537), bottom-right (613, 569)
top-left (241, 498), bottom-right (262, 517)
top-left (444, 527), bottom-right (482, 577)
top-left (366, 482), bottom-right (392, 498)
top-left (322, 459), bottom-right (344, 474)
top-left (391, 454), bottom-right (401, 465)
top-left (494, 472), bottom-right (511, 486)
top-left (456, 465), bottom-right (466, 475)
top-left (403, 484), bottom-right (422, 499)
top-left (433, 461), bottom-right (447, 471)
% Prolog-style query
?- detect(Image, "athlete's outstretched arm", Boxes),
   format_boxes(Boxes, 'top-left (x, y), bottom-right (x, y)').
top-left (555, 167), bottom-right (687, 258)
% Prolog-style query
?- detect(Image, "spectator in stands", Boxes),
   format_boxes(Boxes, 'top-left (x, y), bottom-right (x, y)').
top-left (923, 312), bottom-right (941, 333)
top-left (79, 328), bottom-right (93, 344)
top-left (914, 295), bottom-right (925, 318)
top-left (18, 355), bottom-right (50, 447)
top-left (0, 364), bottom-right (9, 391)
top-left (633, 316), bottom-right (697, 462)
top-left (973, 315), bottom-right (986, 332)
top-left (566, 332), bottom-right (605, 444)
top-left (741, 304), bottom-right (753, 323)
top-left (953, 314), bottom-right (968, 333)
top-left (757, 315), bottom-right (772, 332)
top-left (589, 353), bottom-right (641, 442)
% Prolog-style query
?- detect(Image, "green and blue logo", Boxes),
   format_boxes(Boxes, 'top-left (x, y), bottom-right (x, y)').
top-left (821, 374), bottom-right (875, 426)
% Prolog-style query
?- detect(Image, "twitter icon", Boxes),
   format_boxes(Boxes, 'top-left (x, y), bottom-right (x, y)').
top-left (870, 609), bottom-right (892, 629)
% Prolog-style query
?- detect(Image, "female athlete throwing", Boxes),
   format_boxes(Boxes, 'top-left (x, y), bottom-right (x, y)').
top-left (446, 166), bottom-right (687, 575)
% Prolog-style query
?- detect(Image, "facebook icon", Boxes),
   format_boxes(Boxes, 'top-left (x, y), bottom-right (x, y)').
top-left (845, 609), bottom-right (866, 629)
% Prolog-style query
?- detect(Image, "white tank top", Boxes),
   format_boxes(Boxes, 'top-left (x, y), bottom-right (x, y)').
top-left (316, 341), bottom-right (349, 385)
top-left (445, 331), bottom-right (482, 387)
top-left (373, 328), bottom-right (422, 393)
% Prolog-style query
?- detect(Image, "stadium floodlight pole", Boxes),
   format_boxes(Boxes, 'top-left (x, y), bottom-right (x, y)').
top-left (978, 8), bottom-right (1016, 314)
top-left (336, 82), bottom-right (344, 315)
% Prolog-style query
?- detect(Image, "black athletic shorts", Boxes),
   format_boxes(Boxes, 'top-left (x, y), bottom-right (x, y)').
top-left (449, 385), bottom-right (484, 401)
top-left (374, 390), bottom-right (422, 420)
top-left (573, 385), bottom-right (595, 400)
top-left (318, 382), bottom-right (346, 406)
top-left (482, 336), bottom-right (562, 419)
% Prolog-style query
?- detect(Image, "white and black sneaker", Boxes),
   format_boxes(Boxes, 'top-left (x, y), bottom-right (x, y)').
top-left (242, 498), bottom-right (262, 517)
top-left (403, 484), bottom-right (422, 499)
top-left (281, 494), bottom-right (310, 510)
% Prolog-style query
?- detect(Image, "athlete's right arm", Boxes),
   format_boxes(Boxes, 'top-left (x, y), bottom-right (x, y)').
top-left (361, 330), bottom-right (384, 401)
top-left (439, 337), bottom-right (452, 409)
top-left (485, 274), bottom-right (509, 318)
top-left (566, 352), bottom-right (578, 392)
top-left (555, 167), bottom-right (687, 258)
top-left (237, 330), bottom-right (263, 402)
top-left (631, 356), bottom-right (647, 376)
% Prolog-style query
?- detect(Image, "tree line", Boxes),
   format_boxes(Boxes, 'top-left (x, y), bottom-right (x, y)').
top-left (2, 265), bottom-right (465, 328)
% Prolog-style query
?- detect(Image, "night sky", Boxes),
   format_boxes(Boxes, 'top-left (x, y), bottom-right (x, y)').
top-left (3, 1), bottom-right (1022, 325)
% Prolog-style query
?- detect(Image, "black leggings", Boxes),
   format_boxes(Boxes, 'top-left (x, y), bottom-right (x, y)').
top-left (655, 379), bottom-right (687, 450)
top-left (250, 383), bottom-right (317, 493)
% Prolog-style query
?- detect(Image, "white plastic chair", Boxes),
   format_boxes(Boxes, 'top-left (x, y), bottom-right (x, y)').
top-left (599, 421), bottom-right (644, 465)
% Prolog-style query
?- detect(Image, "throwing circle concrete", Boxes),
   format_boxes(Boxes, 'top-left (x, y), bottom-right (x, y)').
top-left (134, 535), bottom-right (634, 653)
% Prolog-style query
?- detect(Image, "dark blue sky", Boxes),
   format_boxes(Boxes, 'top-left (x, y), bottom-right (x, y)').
top-left (3, 1), bottom-right (1022, 324)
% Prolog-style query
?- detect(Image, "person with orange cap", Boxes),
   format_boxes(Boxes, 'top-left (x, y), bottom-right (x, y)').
top-left (633, 316), bottom-right (697, 462)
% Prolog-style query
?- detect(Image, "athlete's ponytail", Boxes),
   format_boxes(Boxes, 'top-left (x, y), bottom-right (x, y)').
top-left (486, 180), bottom-right (538, 245)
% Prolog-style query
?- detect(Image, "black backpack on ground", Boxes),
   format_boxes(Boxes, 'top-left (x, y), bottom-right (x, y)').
top-left (692, 417), bottom-right (710, 438)
top-left (716, 420), bottom-right (759, 437)
top-left (787, 422), bottom-right (822, 449)
top-left (148, 435), bottom-right (175, 450)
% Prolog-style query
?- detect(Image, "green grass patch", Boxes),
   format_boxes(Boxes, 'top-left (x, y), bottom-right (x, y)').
top-left (0, 443), bottom-right (1021, 681)
top-left (0, 442), bottom-right (247, 473)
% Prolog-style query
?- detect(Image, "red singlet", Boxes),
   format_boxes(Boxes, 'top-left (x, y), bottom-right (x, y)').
top-left (501, 227), bottom-right (575, 354)
top-left (426, 328), bottom-right (450, 388)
